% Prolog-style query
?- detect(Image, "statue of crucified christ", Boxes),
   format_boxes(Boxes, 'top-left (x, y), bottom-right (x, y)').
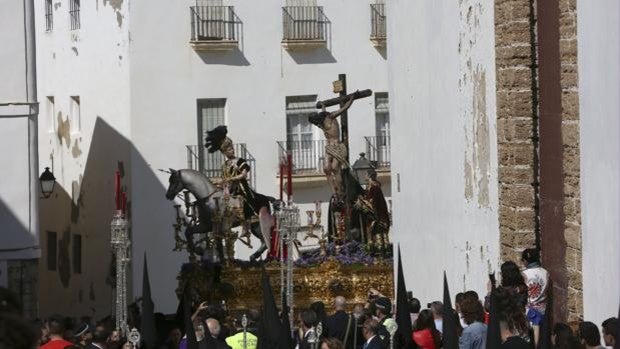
top-left (309, 93), bottom-right (356, 199)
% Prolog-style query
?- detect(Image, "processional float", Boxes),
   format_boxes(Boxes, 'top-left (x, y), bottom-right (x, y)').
top-left (164, 74), bottom-right (394, 315)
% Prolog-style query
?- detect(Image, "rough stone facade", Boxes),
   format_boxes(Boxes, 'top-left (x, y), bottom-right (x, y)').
top-left (495, 0), bottom-right (583, 321)
top-left (558, 0), bottom-right (582, 322)
top-left (495, 0), bottom-right (538, 264)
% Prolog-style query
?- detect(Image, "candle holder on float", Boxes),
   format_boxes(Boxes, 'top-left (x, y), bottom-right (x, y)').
top-left (277, 200), bottom-right (300, 331)
top-left (110, 210), bottom-right (130, 337)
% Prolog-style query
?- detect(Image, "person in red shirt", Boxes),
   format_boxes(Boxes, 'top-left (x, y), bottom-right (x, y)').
top-left (412, 309), bottom-right (441, 349)
top-left (40, 315), bottom-right (73, 349)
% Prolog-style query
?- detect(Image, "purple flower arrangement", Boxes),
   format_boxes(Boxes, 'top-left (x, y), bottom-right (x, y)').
top-left (294, 241), bottom-right (380, 268)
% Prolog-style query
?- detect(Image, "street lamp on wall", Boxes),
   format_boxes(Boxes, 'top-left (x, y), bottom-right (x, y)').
top-left (39, 167), bottom-right (56, 198)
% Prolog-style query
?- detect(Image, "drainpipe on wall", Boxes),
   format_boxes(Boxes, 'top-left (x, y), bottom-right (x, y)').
top-left (25, 0), bottom-right (39, 253)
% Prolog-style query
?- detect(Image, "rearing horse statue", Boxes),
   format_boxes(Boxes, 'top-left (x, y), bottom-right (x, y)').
top-left (165, 168), bottom-right (271, 261)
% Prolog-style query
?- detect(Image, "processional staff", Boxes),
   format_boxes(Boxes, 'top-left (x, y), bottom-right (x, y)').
top-left (242, 314), bottom-right (248, 349)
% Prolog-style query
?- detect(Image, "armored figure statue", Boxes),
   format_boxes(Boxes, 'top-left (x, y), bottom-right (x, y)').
top-left (205, 126), bottom-right (275, 259)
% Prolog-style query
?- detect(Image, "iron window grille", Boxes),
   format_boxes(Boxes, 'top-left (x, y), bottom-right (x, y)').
top-left (45, 0), bottom-right (53, 31)
top-left (282, 6), bottom-right (330, 41)
top-left (190, 6), bottom-right (242, 42)
top-left (70, 0), bottom-right (80, 30)
top-left (370, 3), bottom-right (386, 39)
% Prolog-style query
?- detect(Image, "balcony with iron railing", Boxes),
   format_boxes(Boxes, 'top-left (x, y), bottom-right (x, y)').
top-left (364, 135), bottom-right (390, 169)
top-left (186, 143), bottom-right (256, 188)
top-left (282, 6), bottom-right (331, 50)
top-left (370, 3), bottom-right (386, 47)
top-left (190, 6), bottom-right (242, 51)
top-left (277, 139), bottom-right (326, 176)
top-left (277, 137), bottom-right (391, 180)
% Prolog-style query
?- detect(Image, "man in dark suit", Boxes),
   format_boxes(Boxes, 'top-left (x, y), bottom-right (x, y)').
top-left (325, 296), bottom-right (354, 349)
top-left (86, 327), bottom-right (109, 349)
top-left (361, 319), bottom-right (385, 349)
top-left (203, 318), bottom-right (232, 349)
top-left (297, 309), bottom-right (318, 349)
top-left (373, 297), bottom-right (392, 349)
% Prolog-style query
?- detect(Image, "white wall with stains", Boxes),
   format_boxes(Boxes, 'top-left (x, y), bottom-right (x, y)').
top-left (128, 0), bottom-right (389, 313)
top-left (35, 0), bottom-right (132, 317)
top-left (387, 0), bottom-right (500, 302)
top-left (577, 0), bottom-right (620, 327)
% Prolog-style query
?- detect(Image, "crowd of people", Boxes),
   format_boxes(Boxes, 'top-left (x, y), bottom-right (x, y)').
top-left (0, 248), bottom-right (618, 349)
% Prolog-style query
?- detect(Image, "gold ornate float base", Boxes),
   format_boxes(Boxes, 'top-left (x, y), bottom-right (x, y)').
top-left (182, 259), bottom-right (394, 312)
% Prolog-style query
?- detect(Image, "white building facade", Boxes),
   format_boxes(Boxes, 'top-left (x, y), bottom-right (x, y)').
top-left (35, 0), bottom-right (391, 315)
top-left (35, 0), bottom-right (132, 317)
top-left (0, 0), bottom-right (40, 318)
top-left (389, 0), bottom-right (620, 325)
top-left (388, 0), bottom-right (501, 303)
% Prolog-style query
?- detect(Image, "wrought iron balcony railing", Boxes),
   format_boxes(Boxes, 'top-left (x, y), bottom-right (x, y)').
top-left (186, 143), bottom-right (256, 188)
top-left (190, 6), bottom-right (242, 45)
top-left (277, 140), bottom-right (326, 175)
top-left (370, 3), bottom-right (386, 47)
top-left (282, 6), bottom-right (330, 44)
top-left (365, 135), bottom-right (391, 169)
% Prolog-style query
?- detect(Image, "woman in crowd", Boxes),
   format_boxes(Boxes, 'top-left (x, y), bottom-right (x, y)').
top-left (486, 261), bottom-right (528, 312)
top-left (459, 298), bottom-right (487, 349)
top-left (412, 309), bottom-right (441, 349)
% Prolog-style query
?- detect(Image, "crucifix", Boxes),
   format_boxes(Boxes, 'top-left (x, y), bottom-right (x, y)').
top-left (308, 74), bottom-right (372, 242)
top-left (309, 74), bottom-right (372, 199)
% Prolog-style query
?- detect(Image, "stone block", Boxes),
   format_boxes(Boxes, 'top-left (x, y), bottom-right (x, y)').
top-left (500, 244), bottom-right (522, 264)
top-left (559, 12), bottom-right (577, 40)
top-left (565, 246), bottom-right (582, 271)
top-left (501, 230), bottom-right (536, 251)
top-left (562, 147), bottom-right (580, 176)
top-left (498, 143), bottom-right (535, 166)
top-left (501, 185), bottom-right (535, 208)
top-left (495, 0), bottom-right (531, 24)
top-left (562, 122), bottom-right (580, 146)
top-left (563, 197), bottom-right (582, 224)
top-left (499, 166), bottom-right (535, 185)
top-left (562, 90), bottom-right (580, 120)
top-left (560, 38), bottom-right (578, 64)
top-left (568, 269), bottom-right (583, 291)
top-left (496, 45), bottom-right (532, 68)
top-left (565, 221), bottom-right (582, 250)
top-left (561, 63), bottom-right (579, 89)
top-left (497, 90), bottom-right (533, 119)
top-left (497, 67), bottom-right (533, 90)
top-left (563, 145), bottom-right (580, 176)
top-left (515, 209), bottom-right (536, 231)
top-left (498, 118), bottom-right (534, 142)
top-left (496, 20), bottom-right (532, 47)
top-left (563, 174), bottom-right (580, 198)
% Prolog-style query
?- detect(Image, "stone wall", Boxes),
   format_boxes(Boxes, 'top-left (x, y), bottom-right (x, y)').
top-left (495, 0), bottom-right (538, 263)
top-left (558, 0), bottom-right (583, 322)
top-left (495, 0), bottom-right (583, 321)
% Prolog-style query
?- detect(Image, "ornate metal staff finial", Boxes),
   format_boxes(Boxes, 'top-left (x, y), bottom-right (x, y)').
top-left (277, 201), bottom-right (300, 330)
top-left (384, 318), bottom-right (398, 349)
top-left (242, 314), bottom-right (248, 349)
top-left (308, 325), bottom-right (318, 349)
top-left (111, 210), bottom-right (131, 337)
top-left (128, 328), bottom-right (141, 347)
